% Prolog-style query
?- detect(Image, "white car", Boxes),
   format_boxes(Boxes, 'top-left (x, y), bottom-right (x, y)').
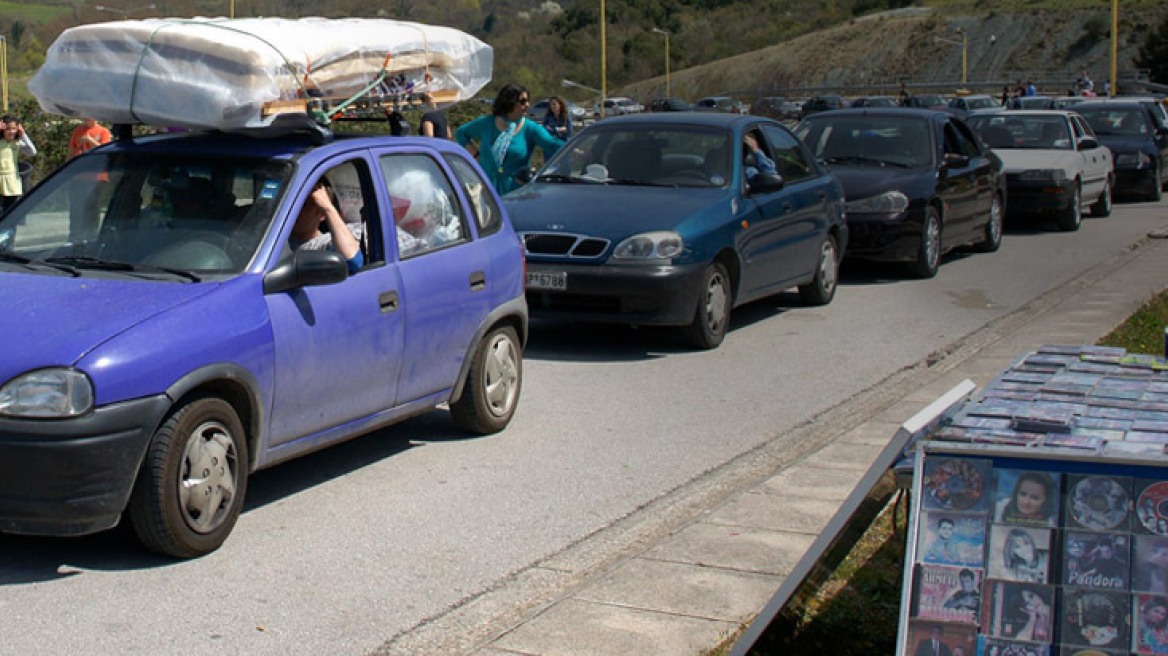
top-left (966, 110), bottom-right (1114, 232)
top-left (594, 96), bottom-right (643, 118)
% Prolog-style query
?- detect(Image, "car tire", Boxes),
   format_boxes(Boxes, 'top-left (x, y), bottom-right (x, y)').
top-left (1056, 182), bottom-right (1082, 232)
top-left (1152, 164), bottom-right (1164, 202)
top-left (1091, 178), bottom-right (1112, 218)
top-left (682, 261), bottom-right (731, 349)
top-left (451, 325), bottom-right (522, 435)
top-left (798, 235), bottom-right (839, 306)
top-left (907, 206), bottom-right (941, 279)
top-left (973, 192), bottom-right (1004, 253)
top-left (128, 395), bottom-right (248, 558)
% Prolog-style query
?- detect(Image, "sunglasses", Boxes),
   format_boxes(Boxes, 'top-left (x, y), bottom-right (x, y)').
top-left (519, 97), bottom-right (530, 105)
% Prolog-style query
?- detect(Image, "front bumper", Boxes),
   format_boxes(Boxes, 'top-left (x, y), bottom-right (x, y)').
top-left (0, 395), bottom-right (170, 536)
top-left (1114, 167), bottom-right (1159, 197)
top-left (843, 209), bottom-right (924, 263)
top-left (525, 260), bottom-right (708, 326)
top-left (1003, 178), bottom-right (1075, 214)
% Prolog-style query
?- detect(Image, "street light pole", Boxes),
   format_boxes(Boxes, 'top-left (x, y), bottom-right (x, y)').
top-left (652, 28), bottom-right (670, 97)
top-left (93, 3), bottom-right (157, 16)
top-left (600, 0), bottom-right (606, 118)
top-left (0, 36), bottom-right (7, 113)
top-left (1109, 0), bottom-right (1117, 97)
top-left (935, 30), bottom-right (968, 89)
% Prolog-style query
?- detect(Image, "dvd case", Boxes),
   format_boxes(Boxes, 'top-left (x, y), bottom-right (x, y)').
top-left (977, 637), bottom-right (1050, 655)
top-left (987, 524), bottom-right (1052, 584)
top-left (1133, 593), bottom-right (1168, 655)
top-left (913, 563), bottom-right (983, 624)
top-left (982, 580), bottom-right (1054, 642)
top-left (1062, 531), bottom-right (1130, 590)
top-left (907, 619), bottom-right (978, 656)
top-left (1132, 535), bottom-right (1168, 595)
top-left (1058, 588), bottom-right (1130, 650)
top-left (920, 511), bottom-right (988, 568)
top-left (1064, 475), bottom-right (1132, 532)
top-left (923, 457), bottom-right (994, 513)
top-left (1134, 480), bottom-right (1168, 536)
top-left (993, 470), bottom-right (1061, 528)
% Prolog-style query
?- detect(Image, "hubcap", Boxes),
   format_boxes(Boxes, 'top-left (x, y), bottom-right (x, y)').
top-left (1072, 187), bottom-right (1081, 225)
top-left (989, 197), bottom-right (1003, 243)
top-left (924, 215), bottom-right (940, 270)
top-left (704, 271), bottom-right (729, 334)
top-left (1102, 182), bottom-right (1111, 212)
top-left (179, 421), bottom-right (237, 534)
top-left (483, 333), bottom-right (519, 417)
top-left (819, 241), bottom-right (837, 294)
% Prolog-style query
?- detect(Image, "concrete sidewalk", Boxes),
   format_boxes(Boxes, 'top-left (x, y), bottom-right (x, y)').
top-left (379, 233), bottom-right (1168, 656)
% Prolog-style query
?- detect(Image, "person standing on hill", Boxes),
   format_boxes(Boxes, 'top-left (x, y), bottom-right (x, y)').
top-left (0, 116), bottom-right (37, 212)
top-left (455, 83), bottom-right (564, 194)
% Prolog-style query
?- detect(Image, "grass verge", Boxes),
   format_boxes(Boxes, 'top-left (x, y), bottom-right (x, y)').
top-left (714, 288), bottom-right (1168, 655)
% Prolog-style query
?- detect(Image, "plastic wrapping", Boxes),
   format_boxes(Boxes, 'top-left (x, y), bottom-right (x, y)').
top-left (29, 17), bottom-right (492, 131)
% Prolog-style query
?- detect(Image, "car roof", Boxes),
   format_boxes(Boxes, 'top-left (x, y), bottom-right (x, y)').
top-left (101, 130), bottom-right (464, 159)
top-left (994, 110), bottom-right (1077, 118)
top-left (1073, 100), bottom-right (1148, 111)
top-left (587, 112), bottom-right (764, 128)
top-left (800, 107), bottom-right (947, 120)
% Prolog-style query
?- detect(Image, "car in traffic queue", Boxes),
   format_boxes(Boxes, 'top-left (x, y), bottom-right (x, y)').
top-left (750, 96), bottom-right (802, 122)
top-left (946, 94), bottom-right (1005, 118)
top-left (850, 96), bottom-right (899, 108)
top-left (795, 108), bottom-right (1004, 278)
top-left (594, 96), bottom-right (644, 118)
top-left (529, 98), bottom-right (589, 123)
top-left (502, 113), bottom-right (848, 349)
top-left (694, 96), bottom-right (744, 113)
top-left (965, 110), bottom-right (1114, 231)
top-left (800, 94), bottom-right (848, 119)
top-left (649, 97), bottom-right (694, 112)
top-left (902, 94), bottom-right (949, 109)
top-left (1073, 100), bottom-right (1168, 202)
top-left (0, 129), bottom-right (528, 558)
top-left (1007, 95), bottom-right (1058, 110)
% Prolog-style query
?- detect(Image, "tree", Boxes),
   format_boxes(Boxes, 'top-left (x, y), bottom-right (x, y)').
top-left (1136, 13), bottom-right (1168, 84)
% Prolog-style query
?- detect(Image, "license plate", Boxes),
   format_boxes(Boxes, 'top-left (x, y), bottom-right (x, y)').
top-left (527, 271), bottom-right (567, 291)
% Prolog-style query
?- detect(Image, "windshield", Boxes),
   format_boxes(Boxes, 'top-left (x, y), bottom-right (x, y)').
top-left (967, 115), bottom-right (1072, 150)
top-left (1077, 107), bottom-right (1152, 136)
top-left (0, 150), bottom-right (292, 280)
top-left (795, 115), bottom-right (933, 169)
top-left (967, 97), bottom-right (999, 110)
top-left (537, 126), bottom-right (731, 188)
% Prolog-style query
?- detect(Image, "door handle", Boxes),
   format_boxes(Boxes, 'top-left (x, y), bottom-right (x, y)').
top-left (783, 203), bottom-right (793, 213)
top-left (818, 191), bottom-right (827, 201)
top-left (469, 271), bottom-right (486, 292)
top-left (379, 290), bottom-right (399, 313)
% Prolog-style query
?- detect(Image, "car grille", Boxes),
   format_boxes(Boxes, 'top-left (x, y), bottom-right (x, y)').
top-left (521, 232), bottom-right (610, 258)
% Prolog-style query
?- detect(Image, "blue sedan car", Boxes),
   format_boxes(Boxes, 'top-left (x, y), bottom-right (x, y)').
top-left (503, 113), bottom-right (848, 349)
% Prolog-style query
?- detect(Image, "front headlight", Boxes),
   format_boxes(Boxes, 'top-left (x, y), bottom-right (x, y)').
top-left (1115, 152), bottom-right (1153, 169)
top-left (611, 231), bottom-right (685, 261)
top-left (0, 368), bottom-right (94, 418)
top-left (845, 191), bottom-right (910, 214)
top-left (1018, 169), bottom-right (1067, 182)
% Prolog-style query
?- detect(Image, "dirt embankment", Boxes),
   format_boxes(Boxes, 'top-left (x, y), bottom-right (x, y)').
top-left (619, 7), bottom-right (1166, 101)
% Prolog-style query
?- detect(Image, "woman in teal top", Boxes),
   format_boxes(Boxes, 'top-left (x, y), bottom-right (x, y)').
top-left (456, 84), bottom-right (564, 195)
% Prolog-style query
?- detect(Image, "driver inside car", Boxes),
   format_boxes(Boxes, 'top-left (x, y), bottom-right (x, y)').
top-left (290, 177), bottom-right (364, 274)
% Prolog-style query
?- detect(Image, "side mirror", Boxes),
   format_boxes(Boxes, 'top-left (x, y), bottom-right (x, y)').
top-left (943, 153), bottom-right (970, 168)
top-left (263, 249), bottom-right (349, 294)
top-left (749, 172), bottom-right (785, 194)
top-left (1078, 137), bottom-right (1100, 150)
top-left (514, 167), bottom-right (536, 185)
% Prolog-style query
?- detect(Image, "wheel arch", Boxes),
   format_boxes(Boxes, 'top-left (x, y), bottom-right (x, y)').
top-left (450, 296), bottom-right (528, 405)
top-left (165, 365), bottom-right (264, 472)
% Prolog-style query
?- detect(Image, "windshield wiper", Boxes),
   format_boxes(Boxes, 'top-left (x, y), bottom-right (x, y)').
top-left (824, 155), bottom-right (888, 167)
top-left (606, 179), bottom-right (678, 188)
top-left (0, 250), bottom-right (81, 276)
top-left (45, 255), bottom-right (202, 282)
top-left (535, 173), bottom-right (599, 184)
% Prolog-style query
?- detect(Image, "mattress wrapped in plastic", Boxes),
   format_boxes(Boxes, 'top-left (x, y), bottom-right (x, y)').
top-left (29, 17), bottom-right (492, 131)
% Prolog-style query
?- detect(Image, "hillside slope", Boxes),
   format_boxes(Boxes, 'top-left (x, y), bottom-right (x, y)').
top-left (617, 7), bottom-right (1167, 101)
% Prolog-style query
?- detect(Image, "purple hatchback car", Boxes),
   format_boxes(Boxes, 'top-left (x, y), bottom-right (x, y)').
top-left (0, 131), bottom-right (527, 557)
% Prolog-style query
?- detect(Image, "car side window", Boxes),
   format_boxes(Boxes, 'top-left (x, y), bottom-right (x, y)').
top-left (945, 122), bottom-right (980, 158)
top-left (444, 154), bottom-right (502, 238)
top-left (320, 159), bottom-right (383, 267)
top-left (760, 125), bottom-right (814, 182)
top-left (378, 154), bottom-right (469, 259)
top-left (1069, 117), bottom-right (1085, 139)
top-left (1073, 116), bottom-right (1096, 140)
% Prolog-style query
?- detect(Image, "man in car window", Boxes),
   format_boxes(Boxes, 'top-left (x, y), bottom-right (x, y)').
top-left (743, 133), bottom-right (776, 183)
top-left (290, 178), bottom-right (364, 274)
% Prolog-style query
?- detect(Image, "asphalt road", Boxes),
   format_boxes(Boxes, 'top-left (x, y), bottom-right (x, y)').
top-left (2, 198), bottom-right (1166, 655)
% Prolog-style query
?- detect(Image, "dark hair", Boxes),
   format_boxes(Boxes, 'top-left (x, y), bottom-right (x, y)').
top-left (547, 95), bottom-right (568, 121)
top-left (1003, 472), bottom-right (1055, 522)
top-left (0, 115), bottom-right (14, 123)
top-left (938, 517), bottom-right (955, 528)
top-left (492, 83), bottom-right (529, 117)
top-left (959, 568), bottom-right (975, 581)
